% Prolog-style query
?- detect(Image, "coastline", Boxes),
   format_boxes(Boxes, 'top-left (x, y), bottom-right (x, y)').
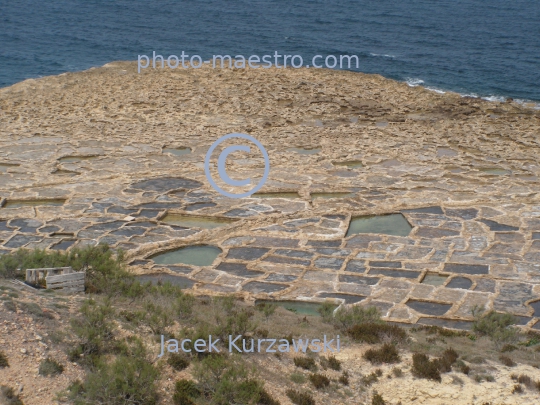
top-left (2, 60), bottom-right (540, 111)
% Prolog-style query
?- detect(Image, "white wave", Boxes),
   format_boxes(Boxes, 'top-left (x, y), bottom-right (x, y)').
top-left (460, 93), bottom-right (479, 98)
top-left (481, 95), bottom-right (506, 103)
top-left (406, 78), bottom-right (424, 87)
top-left (515, 98), bottom-right (540, 110)
top-left (401, 80), bottom-right (540, 109)
top-left (426, 87), bottom-right (446, 94)
top-left (370, 53), bottom-right (396, 58)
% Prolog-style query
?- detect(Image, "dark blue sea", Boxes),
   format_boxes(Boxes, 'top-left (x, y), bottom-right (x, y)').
top-left (1, 0), bottom-right (539, 102)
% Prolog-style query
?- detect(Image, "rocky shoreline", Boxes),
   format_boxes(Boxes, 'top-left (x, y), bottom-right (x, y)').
top-left (0, 62), bottom-right (540, 328)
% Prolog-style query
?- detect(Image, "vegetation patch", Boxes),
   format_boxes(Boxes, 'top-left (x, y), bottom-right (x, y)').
top-left (501, 344), bottom-right (518, 352)
top-left (320, 354), bottom-right (341, 371)
top-left (363, 343), bottom-right (401, 365)
top-left (392, 367), bottom-right (403, 377)
top-left (437, 348), bottom-right (458, 372)
top-left (285, 389), bottom-right (315, 405)
top-left (499, 355), bottom-right (516, 367)
top-left (347, 322), bottom-right (407, 344)
top-left (294, 356), bottom-right (317, 371)
top-left (0, 386), bottom-right (23, 405)
top-left (290, 372), bottom-right (307, 384)
top-left (372, 391), bottom-right (386, 405)
top-left (361, 369), bottom-right (382, 386)
top-left (0, 245), bottom-right (139, 296)
top-left (454, 360), bottom-right (470, 375)
top-left (510, 374), bottom-right (540, 391)
top-left (472, 307), bottom-right (518, 349)
top-left (67, 339), bottom-right (160, 405)
top-left (192, 354), bottom-right (274, 404)
top-left (18, 301), bottom-right (54, 319)
top-left (323, 305), bottom-right (381, 329)
top-left (38, 357), bottom-right (64, 377)
top-left (172, 379), bottom-right (200, 405)
top-left (338, 371), bottom-right (350, 385)
top-left (2, 300), bottom-right (16, 312)
top-left (0, 351), bottom-right (9, 368)
top-left (308, 373), bottom-right (330, 390)
top-left (167, 353), bottom-right (190, 371)
top-left (412, 353), bottom-right (442, 382)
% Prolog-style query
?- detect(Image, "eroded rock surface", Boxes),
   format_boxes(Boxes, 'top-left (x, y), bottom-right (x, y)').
top-left (1, 62), bottom-right (540, 329)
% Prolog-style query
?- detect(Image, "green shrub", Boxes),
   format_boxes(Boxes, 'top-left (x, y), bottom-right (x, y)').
top-left (347, 322), bottom-right (407, 344)
top-left (2, 300), bottom-right (16, 312)
top-left (142, 301), bottom-right (171, 335)
top-left (68, 339), bottom-right (160, 405)
top-left (472, 307), bottom-right (519, 349)
top-left (211, 296), bottom-right (256, 343)
top-left (412, 353), bottom-right (441, 382)
top-left (522, 332), bottom-right (540, 347)
top-left (414, 325), bottom-right (469, 338)
top-left (0, 386), bottom-right (23, 405)
top-left (294, 356), bottom-right (317, 371)
top-left (119, 309), bottom-right (144, 325)
top-left (363, 343), bottom-right (401, 365)
top-left (168, 353), bottom-right (190, 371)
top-left (372, 391), bottom-right (386, 405)
top-left (175, 293), bottom-right (195, 320)
top-left (320, 354), bottom-right (341, 371)
top-left (39, 357), bottom-right (64, 376)
top-left (332, 305), bottom-right (381, 329)
top-left (361, 372), bottom-right (379, 386)
top-left (308, 373), bottom-right (330, 390)
top-left (69, 298), bottom-right (115, 364)
top-left (172, 379), bottom-right (199, 405)
top-left (285, 389), bottom-right (315, 405)
top-left (183, 324), bottom-right (217, 359)
top-left (318, 302), bottom-right (336, 323)
top-left (256, 302), bottom-right (277, 320)
top-left (18, 302), bottom-right (54, 319)
top-left (192, 354), bottom-right (229, 394)
top-left (290, 372), bottom-right (307, 384)
top-left (0, 351), bottom-right (8, 368)
top-left (192, 354), bottom-right (269, 404)
top-left (258, 388), bottom-right (281, 405)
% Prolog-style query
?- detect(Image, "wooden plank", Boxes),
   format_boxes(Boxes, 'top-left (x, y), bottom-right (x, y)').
top-left (46, 283), bottom-right (83, 290)
top-left (28, 267), bottom-right (73, 271)
top-left (9, 279), bottom-right (39, 291)
top-left (46, 280), bottom-right (84, 288)
top-left (45, 272), bottom-right (85, 283)
top-left (59, 286), bottom-right (85, 292)
top-left (26, 267), bottom-right (74, 283)
top-left (49, 287), bottom-right (84, 292)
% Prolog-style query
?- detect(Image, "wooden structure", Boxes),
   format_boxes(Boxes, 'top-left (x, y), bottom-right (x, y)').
top-left (25, 267), bottom-right (85, 293)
